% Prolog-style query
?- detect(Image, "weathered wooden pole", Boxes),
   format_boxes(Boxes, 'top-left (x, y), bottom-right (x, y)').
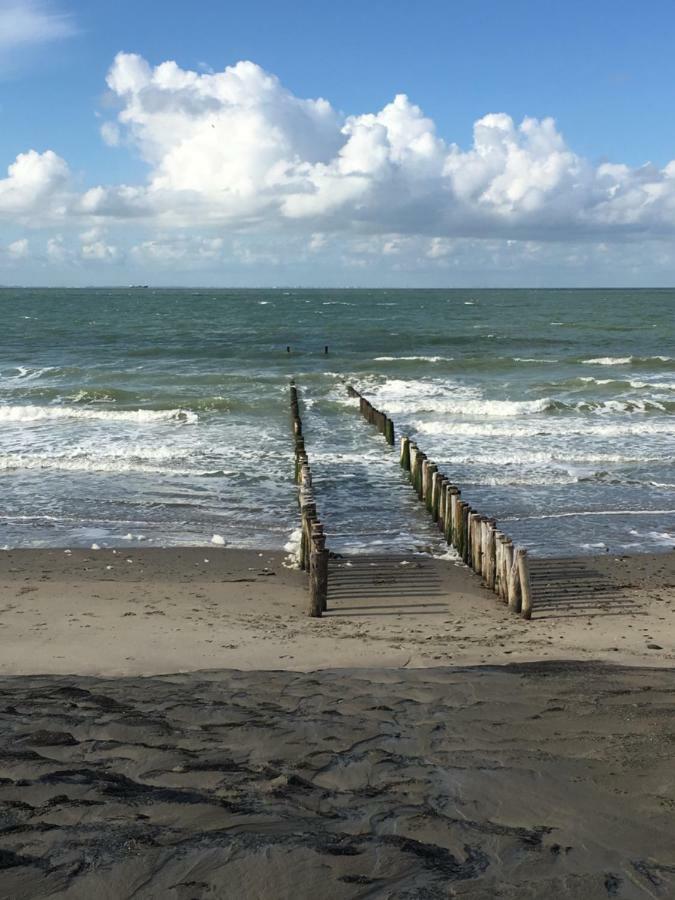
top-left (472, 513), bottom-right (480, 570)
top-left (400, 435), bottom-right (411, 470)
top-left (437, 479), bottom-right (445, 528)
top-left (461, 503), bottom-right (471, 563)
top-left (500, 538), bottom-right (513, 602)
top-left (420, 459), bottom-right (429, 504)
top-left (480, 519), bottom-right (489, 580)
top-left (507, 545), bottom-right (522, 613)
top-left (409, 443), bottom-right (418, 485)
top-left (517, 548), bottom-right (533, 620)
top-left (416, 453), bottom-right (427, 499)
top-left (425, 464), bottom-right (438, 514)
top-left (449, 492), bottom-right (459, 548)
top-left (494, 531), bottom-right (504, 596)
top-left (437, 477), bottom-right (448, 529)
top-left (486, 523), bottom-right (497, 591)
top-left (385, 417), bottom-right (395, 446)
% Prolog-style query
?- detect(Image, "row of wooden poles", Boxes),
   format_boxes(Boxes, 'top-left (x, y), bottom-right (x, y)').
top-left (290, 380), bottom-right (329, 617)
top-left (348, 385), bottom-right (533, 619)
top-left (347, 386), bottom-right (395, 445)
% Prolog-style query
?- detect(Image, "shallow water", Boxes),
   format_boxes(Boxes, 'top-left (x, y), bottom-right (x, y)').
top-left (1, 287), bottom-right (673, 556)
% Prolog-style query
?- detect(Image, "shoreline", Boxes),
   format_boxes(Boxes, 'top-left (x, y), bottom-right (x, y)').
top-left (1, 546), bottom-right (672, 677)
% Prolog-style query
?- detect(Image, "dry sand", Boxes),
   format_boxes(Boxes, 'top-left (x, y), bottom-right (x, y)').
top-left (0, 548), bottom-right (674, 898)
top-left (0, 548), bottom-right (673, 676)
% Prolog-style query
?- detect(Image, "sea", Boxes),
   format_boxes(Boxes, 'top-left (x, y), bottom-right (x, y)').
top-left (1, 288), bottom-right (673, 558)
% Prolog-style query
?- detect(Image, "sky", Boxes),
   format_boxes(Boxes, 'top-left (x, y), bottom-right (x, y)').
top-left (2, 0), bottom-right (675, 286)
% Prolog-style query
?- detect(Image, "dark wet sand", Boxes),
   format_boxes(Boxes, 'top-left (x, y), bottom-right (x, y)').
top-left (0, 662), bottom-right (674, 899)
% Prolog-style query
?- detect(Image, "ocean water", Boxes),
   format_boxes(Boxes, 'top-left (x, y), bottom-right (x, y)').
top-left (1, 287), bottom-right (673, 557)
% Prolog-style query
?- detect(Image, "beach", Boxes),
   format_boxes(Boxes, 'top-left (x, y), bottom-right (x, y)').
top-left (1, 549), bottom-right (674, 896)
top-left (0, 548), bottom-right (673, 676)
top-left (1, 660), bottom-right (674, 899)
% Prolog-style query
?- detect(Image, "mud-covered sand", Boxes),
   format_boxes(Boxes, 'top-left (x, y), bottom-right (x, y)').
top-left (0, 662), bottom-right (674, 899)
top-left (0, 548), bottom-right (673, 675)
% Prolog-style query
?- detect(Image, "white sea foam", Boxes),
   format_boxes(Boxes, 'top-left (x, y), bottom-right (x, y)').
top-left (581, 357), bottom-right (633, 366)
top-left (504, 509), bottom-right (675, 521)
top-left (582, 355), bottom-right (673, 366)
top-left (0, 453), bottom-right (202, 476)
top-left (628, 528), bottom-right (674, 545)
top-left (416, 450), bottom-right (670, 466)
top-left (283, 527), bottom-right (302, 568)
top-left (0, 405), bottom-right (198, 424)
top-left (389, 396), bottom-right (555, 416)
top-left (373, 356), bottom-right (453, 362)
top-left (415, 418), bottom-right (675, 438)
top-left (1, 365), bottom-right (64, 382)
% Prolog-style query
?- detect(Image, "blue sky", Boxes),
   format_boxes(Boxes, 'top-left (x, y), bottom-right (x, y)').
top-left (2, 0), bottom-right (675, 286)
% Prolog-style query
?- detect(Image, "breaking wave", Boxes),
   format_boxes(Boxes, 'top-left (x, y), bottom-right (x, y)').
top-left (0, 405), bottom-right (198, 424)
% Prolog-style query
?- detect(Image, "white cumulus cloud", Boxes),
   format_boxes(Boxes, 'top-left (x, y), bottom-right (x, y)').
top-left (0, 149), bottom-right (71, 220)
top-left (5, 50), bottom-right (675, 282)
top-left (77, 52), bottom-right (675, 242)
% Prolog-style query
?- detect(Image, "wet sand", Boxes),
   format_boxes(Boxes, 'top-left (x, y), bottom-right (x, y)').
top-left (0, 548), bottom-right (673, 675)
top-left (0, 662), bottom-right (674, 899)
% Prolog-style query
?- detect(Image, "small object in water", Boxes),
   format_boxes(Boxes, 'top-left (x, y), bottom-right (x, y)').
top-left (286, 345), bottom-right (291, 353)
top-left (324, 345), bottom-right (329, 354)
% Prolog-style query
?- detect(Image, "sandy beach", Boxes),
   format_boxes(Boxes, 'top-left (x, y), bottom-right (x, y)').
top-left (1, 548), bottom-right (674, 898)
top-left (0, 548), bottom-right (673, 676)
top-left (0, 662), bottom-right (673, 899)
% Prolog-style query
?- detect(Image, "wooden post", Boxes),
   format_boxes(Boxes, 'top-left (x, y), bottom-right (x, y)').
top-left (507, 545), bottom-right (521, 613)
top-left (480, 519), bottom-right (489, 580)
top-left (479, 519), bottom-right (487, 580)
top-left (409, 444), bottom-right (417, 483)
top-left (449, 491), bottom-right (459, 547)
top-left (474, 516), bottom-right (481, 573)
top-left (469, 510), bottom-right (480, 573)
top-left (420, 459), bottom-right (429, 504)
top-left (425, 464), bottom-right (437, 514)
top-left (416, 453), bottom-right (427, 499)
top-left (400, 435), bottom-right (410, 470)
top-left (385, 417), bottom-right (395, 445)
top-left (455, 500), bottom-right (464, 556)
top-left (437, 479), bottom-right (445, 527)
top-left (517, 548), bottom-right (533, 620)
top-left (494, 531), bottom-right (504, 596)
top-left (500, 538), bottom-right (513, 602)
top-left (433, 472), bottom-right (443, 522)
top-left (461, 504), bottom-right (471, 563)
top-left (486, 524), bottom-right (497, 591)
top-left (437, 478), bottom-right (448, 529)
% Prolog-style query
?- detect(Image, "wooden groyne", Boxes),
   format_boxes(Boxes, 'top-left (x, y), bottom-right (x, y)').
top-left (347, 385), bottom-right (395, 445)
top-left (347, 387), bottom-right (533, 619)
top-left (290, 380), bottom-right (329, 617)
